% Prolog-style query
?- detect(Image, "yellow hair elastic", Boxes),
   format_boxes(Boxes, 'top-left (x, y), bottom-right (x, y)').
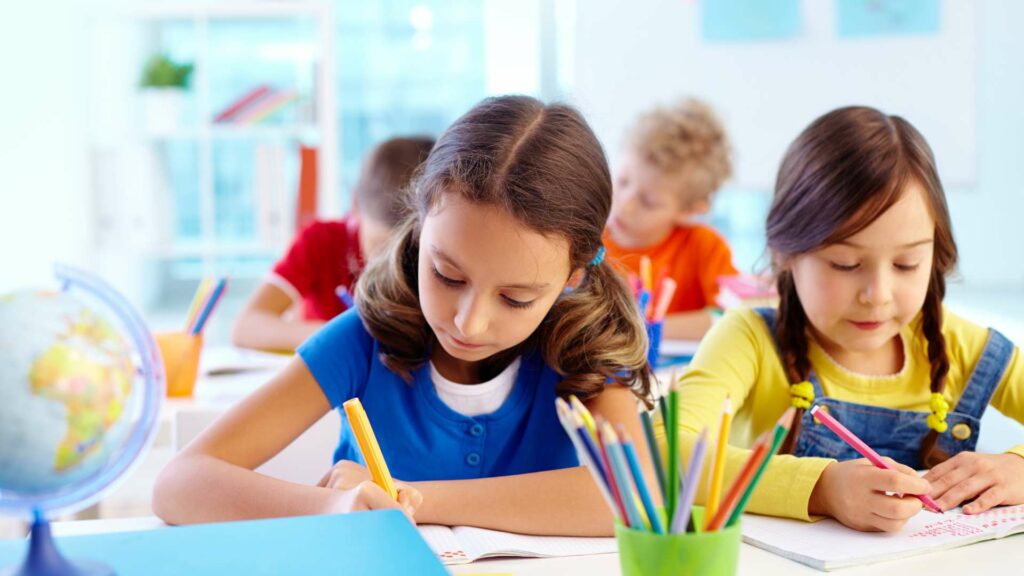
top-left (790, 381), bottom-right (815, 410)
top-left (927, 392), bottom-right (950, 433)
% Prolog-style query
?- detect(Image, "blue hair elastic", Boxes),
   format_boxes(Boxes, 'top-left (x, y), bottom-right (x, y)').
top-left (589, 246), bottom-right (606, 267)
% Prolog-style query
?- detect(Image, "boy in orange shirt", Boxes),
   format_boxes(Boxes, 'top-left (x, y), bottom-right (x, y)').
top-left (604, 98), bottom-right (736, 340)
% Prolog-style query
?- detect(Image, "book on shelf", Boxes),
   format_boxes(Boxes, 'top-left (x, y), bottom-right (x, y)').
top-left (212, 85), bottom-right (300, 125)
top-left (417, 524), bottom-right (616, 565)
top-left (213, 85), bottom-right (272, 123)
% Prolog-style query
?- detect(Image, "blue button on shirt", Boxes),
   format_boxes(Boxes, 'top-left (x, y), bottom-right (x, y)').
top-left (297, 309), bottom-right (579, 481)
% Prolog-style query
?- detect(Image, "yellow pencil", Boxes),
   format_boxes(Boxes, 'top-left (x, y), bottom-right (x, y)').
top-left (706, 395), bottom-right (732, 521)
top-left (183, 278), bottom-right (211, 331)
top-left (343, 398), bottom-right (398, 500)
top-left (569, 395), bottom-right (598, 440)
top-left (640, 256), bottom-right (653, 292)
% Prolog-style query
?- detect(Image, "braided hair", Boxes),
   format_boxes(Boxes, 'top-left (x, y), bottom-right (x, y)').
top-left (766, 107), bottom-right (957, 463)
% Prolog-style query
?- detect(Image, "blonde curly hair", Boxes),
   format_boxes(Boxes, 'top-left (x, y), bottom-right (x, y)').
top-left (627, 98), bottom-right (733, 207)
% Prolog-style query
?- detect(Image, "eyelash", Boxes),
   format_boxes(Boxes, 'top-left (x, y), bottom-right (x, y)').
top-left (431, 266), bottom-right (534, 310)
top-left (828, 262), bottom-right (920, 272)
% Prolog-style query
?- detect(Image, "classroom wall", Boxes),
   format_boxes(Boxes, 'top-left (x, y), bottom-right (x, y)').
top-left (0, 2), bottom-right (94, 293)
top-left (568, 0), bottom-right (1024, 288)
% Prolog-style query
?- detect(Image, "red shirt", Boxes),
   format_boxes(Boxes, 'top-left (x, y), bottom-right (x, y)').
top-left (604, 224), bottom-right (737, 313)
top-left (271, 216), bottom-right (363, 321)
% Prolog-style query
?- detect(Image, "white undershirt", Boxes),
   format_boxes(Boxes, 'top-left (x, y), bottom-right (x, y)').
top-left (430, 358), bottom-right (520, 417)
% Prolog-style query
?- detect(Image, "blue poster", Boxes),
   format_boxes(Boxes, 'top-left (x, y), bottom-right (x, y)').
top-left (837, 0), bottom-right (941, 38)
top-left (701, 0), bottom-right (802, 42)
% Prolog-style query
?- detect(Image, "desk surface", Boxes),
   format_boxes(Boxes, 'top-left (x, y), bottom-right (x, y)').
top-left (45, 516), bottom-right (1023, 575)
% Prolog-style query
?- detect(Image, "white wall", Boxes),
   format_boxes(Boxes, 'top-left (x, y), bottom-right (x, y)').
top-left (568, 0), bottom-right (1024, 288)
top-left (0, 2), bottom-right (94, 293)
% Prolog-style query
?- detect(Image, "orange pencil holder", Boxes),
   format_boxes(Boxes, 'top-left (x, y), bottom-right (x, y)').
top-left (154, 331), bottom-right (203, 397)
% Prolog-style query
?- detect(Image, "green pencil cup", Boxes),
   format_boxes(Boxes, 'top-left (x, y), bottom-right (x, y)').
top-left (615, 506), bottom-right (740, 576)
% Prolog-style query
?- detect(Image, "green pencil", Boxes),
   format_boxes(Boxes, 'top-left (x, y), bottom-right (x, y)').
top-left (726, 408), bottom-right (796, 527)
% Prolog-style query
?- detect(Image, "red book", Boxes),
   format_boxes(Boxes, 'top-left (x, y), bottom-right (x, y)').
top-left (213, 85), bottom-right (272, 123)
top-left (295, 145), bottom-right (318, 230)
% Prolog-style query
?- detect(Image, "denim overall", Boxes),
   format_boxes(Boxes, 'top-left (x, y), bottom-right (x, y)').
top-left (756, 308), bottom-right (1013, 469)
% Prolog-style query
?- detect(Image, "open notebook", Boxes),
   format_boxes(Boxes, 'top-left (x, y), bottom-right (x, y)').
top-left (417, 525), bottom-right (617, 565)
top-left (742, 504), bottom-right (1024, 571)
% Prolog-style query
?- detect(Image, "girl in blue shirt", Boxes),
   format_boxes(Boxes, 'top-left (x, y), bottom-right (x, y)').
top-left (154, 95), bottom-right (656, 536)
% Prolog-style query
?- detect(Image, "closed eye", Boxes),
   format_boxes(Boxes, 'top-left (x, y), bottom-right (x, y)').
top-left (432, 266), bottom-right (464, 287)
top-left (829, 262), bottom-right (859, 272)
top-left (895, 263), bottom-right (920, 272)
top-left (501, 295), bottom-right (534, 310)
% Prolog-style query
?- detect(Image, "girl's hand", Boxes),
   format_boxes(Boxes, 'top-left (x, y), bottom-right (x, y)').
top-left (923, 452), bottom-right (1024, 514)
top-left (809, 458), bottom-right (932, 532)
top-left (318, 460), bottom-right (423, 520)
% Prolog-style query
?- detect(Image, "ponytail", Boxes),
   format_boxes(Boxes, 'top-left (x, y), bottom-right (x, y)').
top-left (539, 259), bottom-right (653, 407)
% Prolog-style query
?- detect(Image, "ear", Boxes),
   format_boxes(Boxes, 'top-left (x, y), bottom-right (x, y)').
top-left (673, 199), bottom-right (710, 225)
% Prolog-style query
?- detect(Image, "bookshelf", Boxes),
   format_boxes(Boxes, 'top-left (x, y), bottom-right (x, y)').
top-left (91, 1), bottom-right (338, 309)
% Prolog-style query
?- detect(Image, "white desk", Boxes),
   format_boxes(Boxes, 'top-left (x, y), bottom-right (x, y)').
top-left (45, 515), bottom-right (1024, 575)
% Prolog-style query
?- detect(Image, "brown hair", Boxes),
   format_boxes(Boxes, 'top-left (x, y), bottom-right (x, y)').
top-left (626, 98), bottom-right (732, 207)
top-left (767, 106), bottom-right (957, 466)
top-left (355, 95), bottom-right (652, 403)
top-left (353, 136), bottom-right (435, 226)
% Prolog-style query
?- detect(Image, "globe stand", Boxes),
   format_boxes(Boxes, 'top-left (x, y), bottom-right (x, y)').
top-left (0, 510), bottom-right (113, 576)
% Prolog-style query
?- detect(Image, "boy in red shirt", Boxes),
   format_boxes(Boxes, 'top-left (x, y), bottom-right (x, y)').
top-left (232, 136), bottom-right (434, 351)
top-left (604, 99), bottom-right (736, 340)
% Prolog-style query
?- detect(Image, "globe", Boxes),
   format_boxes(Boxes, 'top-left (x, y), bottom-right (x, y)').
top-left (0, 265), bottom-right (164, 576)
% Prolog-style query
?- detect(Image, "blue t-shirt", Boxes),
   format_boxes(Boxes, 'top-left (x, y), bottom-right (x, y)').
top-left (297, 309), bottom-right (579, 481)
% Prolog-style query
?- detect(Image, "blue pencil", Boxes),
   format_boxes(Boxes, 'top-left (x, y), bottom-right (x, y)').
top-left (602, 423), bottom-right (646, 530)
top-left (620, 427), bottom-right (664, 534)
top-left (191, 277), bottom-right (227, 335)
top-left (554, 399), bottom-right (620, 522)
top-left (336, 285), bottom-right (355, 309)
top-left (671, 428), bottom-right (709, 533)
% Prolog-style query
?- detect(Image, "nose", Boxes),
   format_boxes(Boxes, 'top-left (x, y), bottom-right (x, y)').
top-left (859, 267), bottom-right (893, 307)
top-left (454, 292), bottom-right (489, 339)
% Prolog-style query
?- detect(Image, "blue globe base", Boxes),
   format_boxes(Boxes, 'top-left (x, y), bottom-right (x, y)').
top-left (0, 514), bottom-right (113, 576)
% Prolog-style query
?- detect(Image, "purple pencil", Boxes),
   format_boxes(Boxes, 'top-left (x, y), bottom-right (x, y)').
top-left (671, 428), bottom-right (709, 533)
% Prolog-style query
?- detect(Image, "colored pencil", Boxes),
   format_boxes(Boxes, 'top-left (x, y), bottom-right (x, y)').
top-left (619, 425), bottom-right (664, 534)
top-left (640, 410), bottom-right (667, 501)
top-left (184, 278), bottom-right (212, 331)
top-left (666, 384), bottom-right (680, 523)
top-left (726, 408), bottom-right (796, 527)
top-left (569, 395), bottom-right (597, 440)
top-left (650, 277), bottom-right (678, 323)
top-left (554, 399), bottom-right (621, 522)
top-left (671, 427), bottom-right (709, 533)
top-left (706, 395), bottom-right (733, 522)
top-left (705, 433), bottom-right (770, 531)
top-left (190, 277), bottom-right (228, 335)
top-left (810, 405), bottom-right (943, 513)
top-left (602, 423), bottom-right (646, 530)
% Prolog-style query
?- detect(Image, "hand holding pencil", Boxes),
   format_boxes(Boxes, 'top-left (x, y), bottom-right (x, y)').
top-left (808, 405), bottom-right (940, 532)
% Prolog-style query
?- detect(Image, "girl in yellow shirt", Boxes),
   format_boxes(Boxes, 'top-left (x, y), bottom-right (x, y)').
top-left (677, 106), bottom-right (1024, 532)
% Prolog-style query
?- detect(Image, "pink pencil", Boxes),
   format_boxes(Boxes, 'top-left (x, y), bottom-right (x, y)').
top-left (809, 405), bottom-right (942, 513)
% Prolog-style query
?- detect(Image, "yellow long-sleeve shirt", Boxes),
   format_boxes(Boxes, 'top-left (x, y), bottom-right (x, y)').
top-left (673, 307), bottom-right (1024, 521)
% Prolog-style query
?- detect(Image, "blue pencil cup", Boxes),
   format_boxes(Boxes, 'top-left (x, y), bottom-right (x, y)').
top-left (646, 320), bottom-right (664, 369)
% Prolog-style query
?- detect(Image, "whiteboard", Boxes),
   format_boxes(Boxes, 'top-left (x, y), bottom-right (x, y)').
top-left (570, 0), bottom-right (977, 188)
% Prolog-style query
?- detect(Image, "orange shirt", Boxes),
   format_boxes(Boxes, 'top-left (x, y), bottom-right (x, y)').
top-left (603, 224), bottom-right (737, 314)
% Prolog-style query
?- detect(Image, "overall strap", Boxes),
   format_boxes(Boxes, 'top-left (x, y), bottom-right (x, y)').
top-left (952, 328), bottom-right (1014, 420)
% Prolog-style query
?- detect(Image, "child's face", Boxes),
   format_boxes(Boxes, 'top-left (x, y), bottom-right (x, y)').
top-left (358, 215), bottom-right (394, 261)
top-left (787, 182), bottom-right (935, 370)
top-left (607, 149), bottom-right (708, 248)
top-left (417, 194), bottom-right (575, 366)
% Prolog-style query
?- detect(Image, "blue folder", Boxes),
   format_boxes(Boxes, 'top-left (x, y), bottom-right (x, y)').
top-left (0, 510), bottom-right (447, 576)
